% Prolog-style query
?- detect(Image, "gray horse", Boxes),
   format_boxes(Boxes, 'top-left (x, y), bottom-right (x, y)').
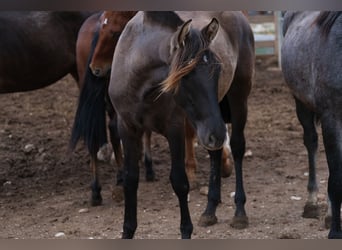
top-left (282, 11), bottom-right (342, 239)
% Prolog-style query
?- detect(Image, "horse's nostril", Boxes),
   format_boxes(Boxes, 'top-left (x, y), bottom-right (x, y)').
top-left (94, 69), bottom-right (101, 76)
top-left (209, 134), bottom-right (216, 144)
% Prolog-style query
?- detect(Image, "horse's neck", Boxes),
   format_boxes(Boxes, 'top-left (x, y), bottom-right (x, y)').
top-left (53, 11), bottom-right (93, 35)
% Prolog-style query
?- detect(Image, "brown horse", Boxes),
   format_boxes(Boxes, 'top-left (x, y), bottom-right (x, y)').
top-left (282, 11), bottom-right (342, 239)
top-left (71, 11), bottom-right (138, 206)
top-left (0, 11), bottom-right (92, 93)
top-left (109, 11), bottom-right (254, 238)
top-left (71, 10), bottom-right (234, 207)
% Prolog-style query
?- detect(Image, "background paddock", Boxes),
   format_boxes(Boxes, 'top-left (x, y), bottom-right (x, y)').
top-left (0, 56), bottom-right (329, 239)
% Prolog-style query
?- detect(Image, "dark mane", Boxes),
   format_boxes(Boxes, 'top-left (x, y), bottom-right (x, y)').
top-left (282, 11), bottom-right (299, 36)
top-left (144, 11), bottom-right (184, 30)
top-left (314, 11), bottom-right (341, 37)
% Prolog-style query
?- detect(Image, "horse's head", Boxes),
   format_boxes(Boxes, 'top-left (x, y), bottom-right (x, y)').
top-left (162, 18), bottom-right (227, 150)
top-left (89, 11), bottom-right (137, 77)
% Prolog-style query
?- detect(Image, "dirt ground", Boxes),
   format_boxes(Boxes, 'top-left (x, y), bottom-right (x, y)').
top-left (0, 56), bottom-right (331, 239)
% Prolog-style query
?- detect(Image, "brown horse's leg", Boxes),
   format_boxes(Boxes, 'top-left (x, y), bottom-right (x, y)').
top-left (185, 121), bottom-right (233, 189)
top-left (185, 119), bottom-right (198, 189)
top-left (221, 130), bottom-right (233, 178)
top-left (90, 157), bottom-right (102, 206)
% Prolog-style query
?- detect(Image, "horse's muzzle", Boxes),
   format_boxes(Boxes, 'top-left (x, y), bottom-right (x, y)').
top-left (197, 121), bottom-right (226, 151)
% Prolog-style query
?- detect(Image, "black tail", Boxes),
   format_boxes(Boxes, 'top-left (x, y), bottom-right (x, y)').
top-left (70, 29), bottom-right (108, 157)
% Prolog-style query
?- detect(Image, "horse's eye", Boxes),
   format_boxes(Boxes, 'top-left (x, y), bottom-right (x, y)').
top-left (203, 54), bottom-right (208, 63)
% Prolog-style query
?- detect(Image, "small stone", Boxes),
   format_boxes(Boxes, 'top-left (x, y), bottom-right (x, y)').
top-left (78, 208), bottom-right (89, 213)
top-left (244, 149), bottom-right (253, 157)
top-left (55, 232), bottom-right (66, 238)
top-left (290, 196), bottom-right (302, 201)
top-left (3, 181), bottom-right (12, 186)
top-left (24, 144), bottom-right (35, 153)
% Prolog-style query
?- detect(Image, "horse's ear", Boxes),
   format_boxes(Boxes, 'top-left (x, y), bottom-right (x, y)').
top-left (202, 18), bottom-right (219, 44)
top-left (171, 19), bottom-right (192, 51)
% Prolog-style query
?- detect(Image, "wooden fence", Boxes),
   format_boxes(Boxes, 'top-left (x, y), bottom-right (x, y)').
top-left (244, 11), bottom-right (283, 66)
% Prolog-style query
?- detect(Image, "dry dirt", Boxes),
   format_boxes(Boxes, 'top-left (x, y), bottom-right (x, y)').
top-left (0, 56), bottom-right (331, 239)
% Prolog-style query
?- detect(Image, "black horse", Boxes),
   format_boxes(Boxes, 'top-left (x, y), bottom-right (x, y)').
top-left (109, 11), bottom-right (254, 238)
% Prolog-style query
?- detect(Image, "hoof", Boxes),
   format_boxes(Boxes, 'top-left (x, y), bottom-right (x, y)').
top-left (91, 194), bottom-right (103, 206)
top-left (230, 215), bottom-right (249, 229)
top-left (324, 215), bottom-right (332, 229)
top-left (302, 203), bottom-right (320, 219)
top-left (112, 186), bottom-right (124, 203)
top-left (198, 213), bottom-right (218, 227)
top-left (328, 230), bottom-right (342, 239)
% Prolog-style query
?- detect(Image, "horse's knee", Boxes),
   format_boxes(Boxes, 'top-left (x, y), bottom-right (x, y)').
top-left (124, 171), bottom-right (139, 191)
top-left (230, 135), bottom-right (245, 160)
top-left (144, 154), bottom-right (156, 182)
top-left (170, 172), bottom-right (189, 196)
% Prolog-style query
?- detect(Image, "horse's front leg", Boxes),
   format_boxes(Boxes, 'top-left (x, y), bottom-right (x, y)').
top-left (119, 125), bottom-right (143, 239)
top-left (167, 127), bottom-right (193, 239)
top-left (198, 149), bottom-right (222, 226)
top-left (228, 94), bottom-right (249, 229)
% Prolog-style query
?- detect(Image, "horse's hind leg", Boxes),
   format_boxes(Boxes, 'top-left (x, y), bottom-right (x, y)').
top-left (106, 99), bottom-right (124, 202)
top-left (119, 124), bottom-right (143, 239)
top-left (143, 131), bottom-right (156, 182)
top-left (321, 114), bottom-right (342, 239)
top-left (90, 157), bottom-right (102, 206)
top-left (295, 98), bottom-right (320, 218)
top-left (222, 129), bottom-right (233, 178)
top-left (184, 119), bottom-right (198, 190)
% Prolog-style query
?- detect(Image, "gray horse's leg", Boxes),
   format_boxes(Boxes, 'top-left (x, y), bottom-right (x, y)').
top-left (320, 113), bottom-right (342, 239)
top-left (294, 98), bottom-right (320, 218)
